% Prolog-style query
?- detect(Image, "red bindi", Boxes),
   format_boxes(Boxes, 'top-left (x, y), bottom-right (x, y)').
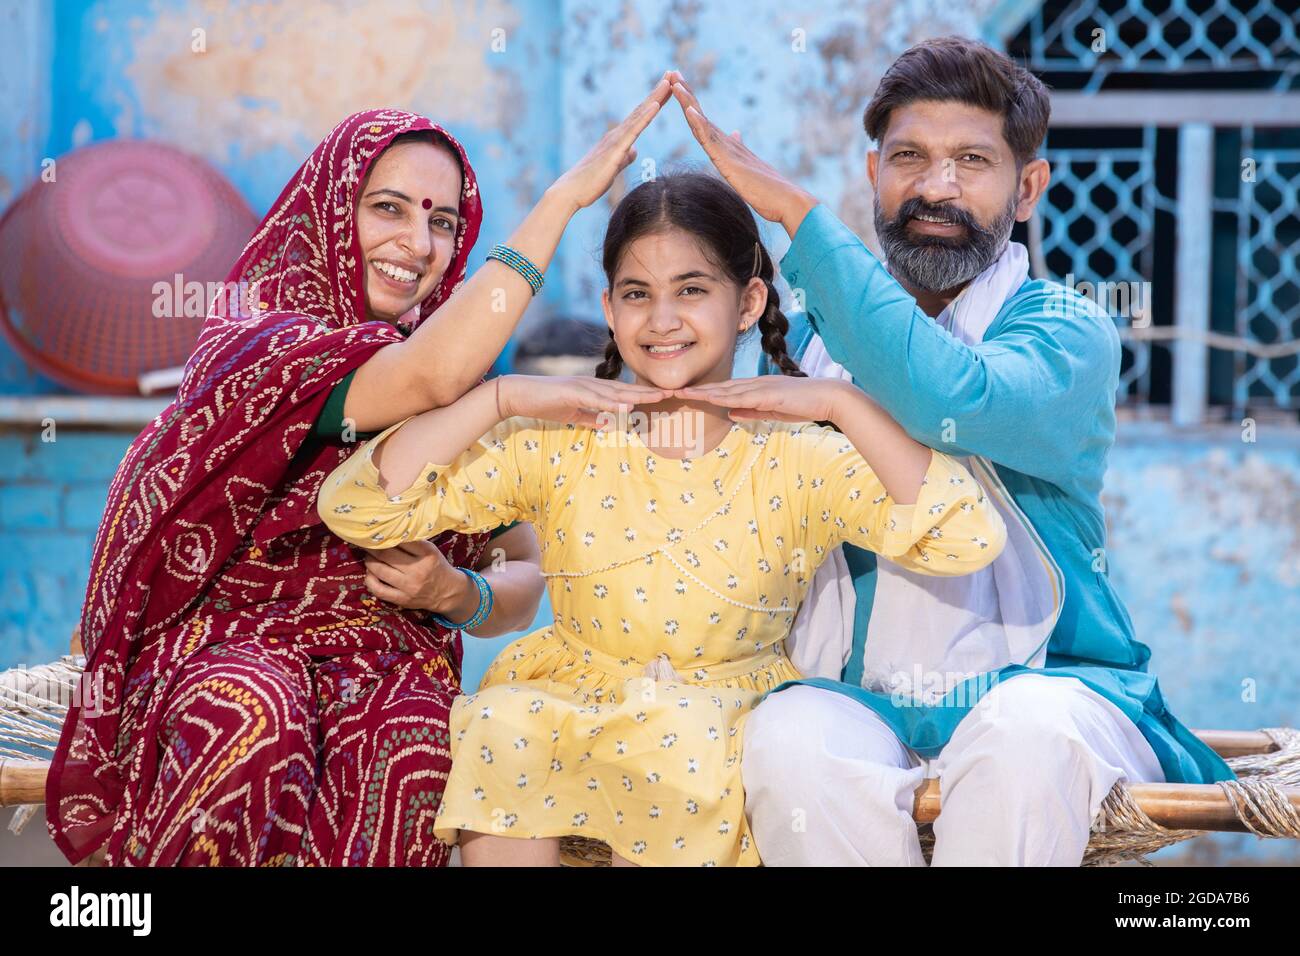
top-left (421, 198), bottom-right (432, 210)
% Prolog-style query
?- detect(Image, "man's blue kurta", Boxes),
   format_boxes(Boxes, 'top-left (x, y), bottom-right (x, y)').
top-left (751, 204), bottom-right (1232, 784)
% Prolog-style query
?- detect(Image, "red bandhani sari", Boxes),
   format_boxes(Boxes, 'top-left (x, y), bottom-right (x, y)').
top-left (46, 109), bottom-right (487, 866)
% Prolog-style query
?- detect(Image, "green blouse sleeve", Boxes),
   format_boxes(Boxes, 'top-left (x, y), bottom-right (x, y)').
top-left (314, 369), bottom-right (380, 443)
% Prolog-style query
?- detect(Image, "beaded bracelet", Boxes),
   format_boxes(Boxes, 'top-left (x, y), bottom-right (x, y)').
top-left (430, 567), bottom-right (494, 632)
top-left (486, 243), bottom-right (545, 295)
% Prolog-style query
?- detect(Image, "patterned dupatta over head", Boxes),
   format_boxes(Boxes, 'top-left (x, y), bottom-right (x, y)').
top-left (47, 110), bottom-right (486, 865)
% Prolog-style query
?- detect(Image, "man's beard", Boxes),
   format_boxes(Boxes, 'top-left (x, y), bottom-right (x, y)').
top-left (874, 192), bottom-right (1018, 294)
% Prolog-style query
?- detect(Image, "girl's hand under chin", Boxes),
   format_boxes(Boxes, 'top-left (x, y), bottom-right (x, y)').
top-left (498, 374), bottom-right (668, 429)
top-left (673, 377), bottom-right (850, 425)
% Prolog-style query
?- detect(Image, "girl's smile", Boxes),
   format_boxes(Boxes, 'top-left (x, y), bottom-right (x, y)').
top-left (641, 340), bottom-right (696, 359)
top-left (602, 228), bottom-right (765, 393)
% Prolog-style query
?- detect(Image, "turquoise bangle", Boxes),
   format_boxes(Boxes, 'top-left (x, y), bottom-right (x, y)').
top-left (487, 243), bottom-right (544, 295)
top-left (430, 567), bottom-right (494, 632)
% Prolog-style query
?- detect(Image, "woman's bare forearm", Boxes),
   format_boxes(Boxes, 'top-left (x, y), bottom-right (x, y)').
top-left (345, 189), bottom-right (577, 430)
top-left (828, 382), bottom-right (933, 505)
top-left (371, 378), bottom-right (508, 494)
top-left (463, 557), bottom-right (543, 636)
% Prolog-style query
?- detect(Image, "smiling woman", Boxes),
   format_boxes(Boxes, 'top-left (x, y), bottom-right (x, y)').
top-left (332, 76), bottom-right (675, 436)
top-left (44, 109), bottom-right (498, 868)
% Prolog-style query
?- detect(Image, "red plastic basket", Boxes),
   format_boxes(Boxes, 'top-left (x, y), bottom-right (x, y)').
top-left (0, 140), bottom-right (258, 394)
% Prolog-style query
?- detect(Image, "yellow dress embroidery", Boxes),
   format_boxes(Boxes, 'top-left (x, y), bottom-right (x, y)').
top-left (318, 415), bottom-right (1007, 866)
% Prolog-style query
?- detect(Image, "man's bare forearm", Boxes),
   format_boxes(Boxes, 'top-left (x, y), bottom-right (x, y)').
top-left (780, 192), bottom-right (819, 240)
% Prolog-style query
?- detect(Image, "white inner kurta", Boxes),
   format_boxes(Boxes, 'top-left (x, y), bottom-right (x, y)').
top-left (788, 241), bottom-right (1064, 703)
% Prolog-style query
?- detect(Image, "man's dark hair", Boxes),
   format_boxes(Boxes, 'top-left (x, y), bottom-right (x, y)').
top-left (863, 36), bottom-right (1051, 166)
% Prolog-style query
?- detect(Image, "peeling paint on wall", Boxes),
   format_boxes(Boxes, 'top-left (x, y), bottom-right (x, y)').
top-left (1103, 439), bottom-right (1300, 750)
top-left (120, 0), bottom-right (521, 162)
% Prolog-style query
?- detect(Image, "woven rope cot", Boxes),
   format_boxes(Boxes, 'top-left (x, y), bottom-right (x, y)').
top-left (3, 657), bottom-right (1298, 865)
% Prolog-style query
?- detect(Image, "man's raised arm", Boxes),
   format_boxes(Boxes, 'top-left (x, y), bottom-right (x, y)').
top-left (667, 70), bottom-right (1120, 486)
top-left (781, 204), bottom-right (1120, 486)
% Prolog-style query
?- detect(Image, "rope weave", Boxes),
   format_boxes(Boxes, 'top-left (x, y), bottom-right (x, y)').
top-left (0, 656), bottom-right (83, 759)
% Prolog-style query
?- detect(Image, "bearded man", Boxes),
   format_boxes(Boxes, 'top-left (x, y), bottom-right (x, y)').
top-left (667, 37), bottom-right (1233, 867)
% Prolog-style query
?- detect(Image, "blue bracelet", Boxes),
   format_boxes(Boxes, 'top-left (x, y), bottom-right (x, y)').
top-left (430, 567), bottom-right (494, 632)
top-left (486, 243), bottom-right (545, 295)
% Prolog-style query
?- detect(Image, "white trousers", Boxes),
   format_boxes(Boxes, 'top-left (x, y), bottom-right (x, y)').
top-left (741, 674), bottom-right (1166, 866)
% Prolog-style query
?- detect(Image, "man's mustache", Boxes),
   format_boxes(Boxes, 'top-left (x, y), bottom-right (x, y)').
top-left (888, 197), bottom-right (985, 239)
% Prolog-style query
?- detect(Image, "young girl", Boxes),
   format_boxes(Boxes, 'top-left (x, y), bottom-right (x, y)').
top-left (317, 172), bottom-right (1008, 867)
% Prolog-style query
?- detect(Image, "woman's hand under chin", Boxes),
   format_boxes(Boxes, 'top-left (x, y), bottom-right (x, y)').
top-left (673, 377), bottom-right (851, 425)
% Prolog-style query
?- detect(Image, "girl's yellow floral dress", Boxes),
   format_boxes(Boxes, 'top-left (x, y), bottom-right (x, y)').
top-left (318, 415), bottom-right (1006, 866)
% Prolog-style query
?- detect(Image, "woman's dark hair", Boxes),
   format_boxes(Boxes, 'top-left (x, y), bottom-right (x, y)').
top-left (595, 171), bottom-right (804, 381)
top-left (379, 129), bottom-right (463, 177)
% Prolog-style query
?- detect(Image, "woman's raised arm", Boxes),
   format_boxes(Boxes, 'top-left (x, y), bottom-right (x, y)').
top-left (344, 77), bottom-right (673, 431)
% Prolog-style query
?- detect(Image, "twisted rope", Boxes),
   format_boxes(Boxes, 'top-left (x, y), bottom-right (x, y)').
top-left (1082, 726), bottom-right (1300, 866)
top-left (0, 656), bottom-right (83, 759)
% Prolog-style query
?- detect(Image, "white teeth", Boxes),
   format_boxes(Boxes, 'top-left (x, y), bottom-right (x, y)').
top-left (915, 214), bottom-right (951, 223)
top-left (647, 343), bottom-right (692, 353)
top-left (375, 261), bottom-right (419, 282)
